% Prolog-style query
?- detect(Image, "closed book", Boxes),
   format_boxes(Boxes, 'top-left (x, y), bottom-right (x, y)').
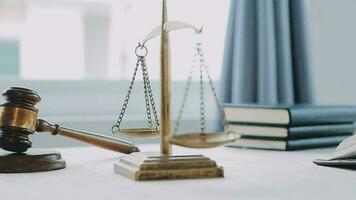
top-left (225, 123), bottom-right (355, 139)
top-left (226, 135), bottom-right (349, 150)
top-left (223, 104), bottom-right (356, 126)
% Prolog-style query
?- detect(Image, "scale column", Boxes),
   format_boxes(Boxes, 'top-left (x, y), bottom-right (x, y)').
top-left (160, 0), bottom-right (171, 155)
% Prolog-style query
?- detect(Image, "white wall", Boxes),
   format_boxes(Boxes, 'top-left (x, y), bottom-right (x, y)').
top-left (309, 0), bottom-right (356, 105)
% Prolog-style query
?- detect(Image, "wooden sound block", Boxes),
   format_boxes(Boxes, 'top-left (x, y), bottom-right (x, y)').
top-left (0, 149), bottom-right (66, 173)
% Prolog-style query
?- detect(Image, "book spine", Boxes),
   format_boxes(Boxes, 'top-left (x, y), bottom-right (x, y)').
top-left (288, 124), bottom-right (355, 139)
top-left (290, 107), bottom-right (356, 126)
top-left (226, 123), bottom-right (355, 139)
top-left (286, 136), bottom-right (348, 150)
top-left (224, 121), bottom-right (290, 127)
top-left (240, 133), bottom-right (353, 141)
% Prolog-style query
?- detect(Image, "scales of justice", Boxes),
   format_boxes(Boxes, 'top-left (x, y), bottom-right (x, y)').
top-left (111, 0), bottom-right (239, 181)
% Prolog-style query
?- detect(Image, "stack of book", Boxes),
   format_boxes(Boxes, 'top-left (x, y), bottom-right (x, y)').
top-left (223, 104), bottom-right (356, 150)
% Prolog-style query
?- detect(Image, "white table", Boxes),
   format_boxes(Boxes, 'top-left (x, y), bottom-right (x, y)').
top-left (0, 144), bottom-right (355, 200)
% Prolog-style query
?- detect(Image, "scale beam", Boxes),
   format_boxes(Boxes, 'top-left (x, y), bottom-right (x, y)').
top-left (142, 21), bottom-right (203, 45)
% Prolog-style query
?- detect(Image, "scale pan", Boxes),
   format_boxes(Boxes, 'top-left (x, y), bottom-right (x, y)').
top-left (169, 132), bottom-right (240, 148)
top-left (118, 128), bottom-right (160, 138)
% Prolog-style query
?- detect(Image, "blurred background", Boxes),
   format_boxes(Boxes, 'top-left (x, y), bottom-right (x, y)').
top-left (0, 0), bottom-right (354, 148)
top-left (0, 0), bottom-right (228, 80)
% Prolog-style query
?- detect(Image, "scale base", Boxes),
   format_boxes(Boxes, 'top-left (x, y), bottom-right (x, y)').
top-left (114, 152), bottom-right (223, 181)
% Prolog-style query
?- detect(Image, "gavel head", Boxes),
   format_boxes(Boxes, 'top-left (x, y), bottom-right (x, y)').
top-left (0, 87), bottom-right (40, 153)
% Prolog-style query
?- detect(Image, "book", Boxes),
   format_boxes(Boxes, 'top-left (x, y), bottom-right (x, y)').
top-left (314, 134), bottom-right (356, 169)
top-left (226, 135), bottom-right (349, 150)
top-left (223, 104), bottom-right (356, 126)
top-left (225, 123), bottom-right (355, 139)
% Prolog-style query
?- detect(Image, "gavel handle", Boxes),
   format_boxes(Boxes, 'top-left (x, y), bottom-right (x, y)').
top-left (36, 119), bottom-right (139, 154)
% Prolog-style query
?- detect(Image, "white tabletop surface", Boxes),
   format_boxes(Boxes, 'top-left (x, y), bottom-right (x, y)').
top-left (0, 144), bottom-right (355, 200)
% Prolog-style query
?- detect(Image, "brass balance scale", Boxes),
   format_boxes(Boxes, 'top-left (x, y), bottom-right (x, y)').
top-left (111, 0), bottom-right (239, 181)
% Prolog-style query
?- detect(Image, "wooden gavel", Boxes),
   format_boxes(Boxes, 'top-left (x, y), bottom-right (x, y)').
top-left (0, 87), bottom-right (140, 154)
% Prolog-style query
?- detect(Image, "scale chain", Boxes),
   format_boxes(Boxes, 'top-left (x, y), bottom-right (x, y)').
top-left (112, 57), bottom-right (141, 133)
top-left (173, 53), bottom-right (196, 134)
top-left (112, 43), bottom-right (160, 134)
top-left (196, 42), bottom-right (226, 122)
top-left (199, 50), bottom-right (206, 133)
top-left (141, 57), bottom-right (160, 129)
top-left (142, 58), bottom-right (153, 129)
top-left (173, 41), bottom-right (226, 135)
